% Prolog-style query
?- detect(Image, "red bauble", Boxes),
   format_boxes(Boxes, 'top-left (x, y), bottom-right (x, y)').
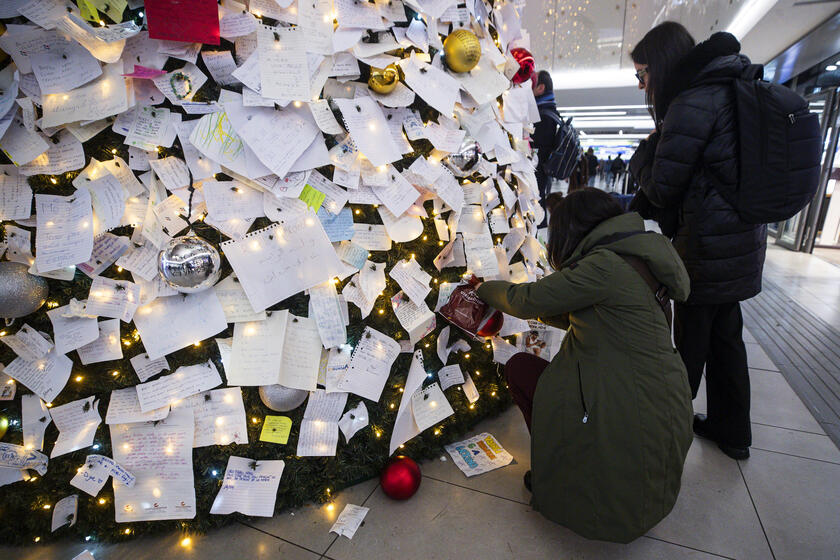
top-left (380, 456), bottom-right (422, 500)
top-left (476, 309), bottom-right (504, 338)
top-left (510, 47), bottom-right (535, 85)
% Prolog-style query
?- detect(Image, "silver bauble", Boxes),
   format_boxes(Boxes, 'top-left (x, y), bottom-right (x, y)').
top-left (158, 236), bottom-right (221, 293)
top-left (443, 136), bottom-right (481, 176)
top-left (259, 384), bottom-right (309, 412)
top-left (0, 262), bottom-right (49, 319)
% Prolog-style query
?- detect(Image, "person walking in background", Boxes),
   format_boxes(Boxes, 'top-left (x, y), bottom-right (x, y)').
top-left (474, 188), bottom-right (693, 543)
top-left (531, 70), bottom-right (557, 223)
top-left (628, 22), bottom-right (767, 460)
top-left (585, 147), bottom-right (599, 187)
top-left (605, 155), bottom-right (614, 189)
top-left (610, 153), bottom-right (626, 191)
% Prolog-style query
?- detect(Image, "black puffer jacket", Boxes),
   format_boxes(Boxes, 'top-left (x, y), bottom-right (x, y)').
top-left (630, 33), bottom-right (767, 304)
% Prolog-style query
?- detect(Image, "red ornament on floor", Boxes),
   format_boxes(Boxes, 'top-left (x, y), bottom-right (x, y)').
top-left (380, 456), bottom-right (422, 500)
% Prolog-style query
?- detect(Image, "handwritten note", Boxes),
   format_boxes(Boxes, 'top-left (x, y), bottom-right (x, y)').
top-left (210, 456), bottom-right (285, 516)
top-left (335, 327), bottom-right (399, 401)
top-left (49, 396), bottom-right (101, 458)
top-left (221, 217), bottom-right (344, 312)
top-left (260, 416), bottom-right (292, 444)
top-left (334, 97), bottom-right (401, 167)
top-left (213, 274), bottom-right (266, 323)
top-left (330, 504), bottom-right (369, 539)
top-left (105, 387), bottom-right (170, 425)
top-left (3, 348), bottom-right (72, 403)
top-left (135, 360), bottom-right (223, 412)
top-left (85, 276), bottom-right (141, 322)
top-left (110, 407), bottom-right (196, 521)
top-left (309, 280), bottom-right (347, 349)
top-left (0, 166), bottom-right (32, 220)
top-left (51, 494), bottom-right (78, 532)
top-left (180, 387), bottom-right (248, 448)
top-left (76, 319), bottom-right (124, 365)
top-left (21, 394), bottom-right (51, 451)
top-left (34, 190), bottom-right (94, 273)
top-left (133, 290), bottom-right (228, 359)
top-left (389, 350), bottom-right (426, 453)
top-left (256, 24), bottom-right (309, 101)
top-left (71, 454), bottom-right (135, 496)
top-left (297, 389), bottom-right (348, 456)
top-left (129, 352), bottom-right (171, 383)
top-left (227, 310), bottom-right (287, 386)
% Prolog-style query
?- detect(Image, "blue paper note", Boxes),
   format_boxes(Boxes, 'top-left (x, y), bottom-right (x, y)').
top-left (318, 207), bottom-right (354, 242)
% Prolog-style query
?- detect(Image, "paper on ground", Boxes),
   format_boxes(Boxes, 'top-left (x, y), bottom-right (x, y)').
top-left (330, 504), bottom-right (369, 539)
top-left (444, 432), bottom-right (513, 477)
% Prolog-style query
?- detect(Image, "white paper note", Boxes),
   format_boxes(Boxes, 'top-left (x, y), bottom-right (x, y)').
top-left (77, 319), bottom-right (124, 364)
top-left (330, 504), bottom-right (369, 539)
top-left (336, 327), bottom-right (399, 401)
top-left (129, 352), bottom-right (171, 383)
top-left (297, 389), bottom-right (348, 456)
top-left (49, 396), bottom-right (101, 458)
top-left (180, 387), bottom-right (248, 448)
top-left (34, 190), bottom-right (94, 272)
top-left (334, 97), bottom-right (401, 167)
top-left (210, 456), bottom-right (285, 516)
top-left (4, 348), bottom-right (72, 403)
top-left (21, 394), bottom-right (52, 451)
top-left (110, 407), bottom-right (196, 521)
top-left (51, 494), bottom-right (78, 532)
top-left (135, 361), bottom-right (223, 412)
top-left (309, 280), bottom-right (347, 349)
top-left (133, 290), bottom-right (228, 359)
top-left (221, 217), bottom-right (345, 312)
top-left (85, 276), bottom-right (141, 322)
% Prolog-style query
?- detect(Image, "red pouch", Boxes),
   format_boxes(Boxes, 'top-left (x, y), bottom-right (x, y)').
top-left (439, 277), bottom-right (504, 339)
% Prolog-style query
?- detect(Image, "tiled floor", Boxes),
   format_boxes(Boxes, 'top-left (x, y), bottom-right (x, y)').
top-left (5, 248), bottom-right (840, 560)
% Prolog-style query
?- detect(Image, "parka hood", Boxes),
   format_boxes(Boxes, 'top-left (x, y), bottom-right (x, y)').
top-left (564, 212), bottom-right (691, 302)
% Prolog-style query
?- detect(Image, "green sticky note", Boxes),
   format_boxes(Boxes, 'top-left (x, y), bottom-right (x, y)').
top-left (90, 0), bottom-right (128, 22)
top-left (299, 184), bottom-right (326, 212)
top-left (79, 0), bottom-right (100, 23)
top-left (260, 416), bottom-right (292, 444)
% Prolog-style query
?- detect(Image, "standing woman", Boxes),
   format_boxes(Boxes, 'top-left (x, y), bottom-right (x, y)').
top-left (628, 23), bottom-right (768, 460)
top-left (476, 188), bottom-right (693, 543)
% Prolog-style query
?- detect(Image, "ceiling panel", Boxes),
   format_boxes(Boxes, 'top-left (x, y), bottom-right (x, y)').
top-left (552, 1), bottom-right (627, 70)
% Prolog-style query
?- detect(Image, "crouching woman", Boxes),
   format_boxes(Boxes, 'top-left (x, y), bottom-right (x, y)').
top-left (476, 188), bottom-right (693, 543)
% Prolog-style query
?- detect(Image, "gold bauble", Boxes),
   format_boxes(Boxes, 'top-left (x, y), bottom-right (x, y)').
top-left (368, 64), bottom-right (400, 94)
top-left (443, 29), bottom-right (481, 73)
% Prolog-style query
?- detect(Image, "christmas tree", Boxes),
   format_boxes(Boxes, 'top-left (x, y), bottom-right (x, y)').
top-left (0, 0), bottom-right (544, 546)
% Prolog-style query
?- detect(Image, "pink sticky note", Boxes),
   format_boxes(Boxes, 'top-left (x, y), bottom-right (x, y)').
top-left (145, 0), bottom-right (221, 46)
top-left (122, 65), bottom-right (168, 79)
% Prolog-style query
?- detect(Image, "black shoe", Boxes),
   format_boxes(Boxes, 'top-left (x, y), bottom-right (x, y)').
top-left (693, 414), bottom-right (750, 460)
top-left (523, 470), bottom-right (532, 492)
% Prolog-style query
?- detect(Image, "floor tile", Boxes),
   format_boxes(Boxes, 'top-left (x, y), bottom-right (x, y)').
top-left (750, 423), bottom-right (840, 464)
top-left (647, 438), bottom-right (773, 560)
top-left (419, 405), bottom-right (532, 505)
top-left (694, 370), bottom-right (824, 434)
top-left (746, 342), bottom-right (779, 371)
top-left (740, 448), bottom-right (840, 560)
top-left (750, 370), bottom-right (824, 433)
top-left (246, 478), bottom-right (378, 555)
top-left (325, 477), bottom-right (727, 560)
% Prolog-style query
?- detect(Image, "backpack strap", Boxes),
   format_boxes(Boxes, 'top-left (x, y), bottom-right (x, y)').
top-left (565, 230), bottom-right (673, 328)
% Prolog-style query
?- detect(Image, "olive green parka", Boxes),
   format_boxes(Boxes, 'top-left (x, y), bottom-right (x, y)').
top-left (477, 212), bottom-right (693, 543)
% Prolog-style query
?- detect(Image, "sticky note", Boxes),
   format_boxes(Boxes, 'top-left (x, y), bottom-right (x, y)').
top-left (260, 416), bottom-right (292, 444)
top-left (79, 0), bottom-right (100, 22)
top-left (299, 184), bottom-right (326, 212)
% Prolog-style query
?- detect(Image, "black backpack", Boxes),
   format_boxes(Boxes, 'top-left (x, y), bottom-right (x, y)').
top-left (705, 65), bottom-right (822, 224)
top-left (539, 108), bottom-right (581, 181)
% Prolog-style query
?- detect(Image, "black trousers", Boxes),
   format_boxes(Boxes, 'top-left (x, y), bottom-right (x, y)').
top-left (674, 302), bottom-right (752, 447)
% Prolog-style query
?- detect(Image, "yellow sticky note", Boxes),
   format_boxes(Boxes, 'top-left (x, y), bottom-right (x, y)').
top-left (90, 0), bottom-right (128, 22)
top-left (260, 416), bottom-right (292, 444)
top-left (299, 184), bottom-right (326, 212)
top-left (79, 0), bottom-right (100, 23)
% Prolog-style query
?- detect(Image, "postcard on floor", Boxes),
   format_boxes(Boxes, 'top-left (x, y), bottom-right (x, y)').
top-left (444, 432), bottom-right (513, 477)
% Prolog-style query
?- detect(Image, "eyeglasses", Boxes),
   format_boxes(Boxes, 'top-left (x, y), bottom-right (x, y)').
top-left (635, 67), bottom-right (648, 85)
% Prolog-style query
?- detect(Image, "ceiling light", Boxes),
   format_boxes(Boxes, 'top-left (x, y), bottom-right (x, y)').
top-left (550, 69), bottom-right (639, 90)
top-left (562, 111), bottom-right (628, 117)
top-left (557, 105), bottom-right (647, 111)
top-left (826, 65), bottom-right (838, 72)
top-left (726, 0), bottom-right (779, 39)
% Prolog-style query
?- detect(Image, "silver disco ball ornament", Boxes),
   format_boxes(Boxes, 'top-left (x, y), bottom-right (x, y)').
top-left (443, 136), bottom-right (481, 176)
top-left (259, 384), bottom-right (309, 412)
top-left (0, 262), bottom-right (49, 320)
top-left (158, 236), bottom-right (221, 293)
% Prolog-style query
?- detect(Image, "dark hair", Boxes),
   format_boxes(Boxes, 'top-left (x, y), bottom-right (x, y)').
top-left (630, 21), bottom-right (695, 125)
top-left (536, 70), bottom-right (553, 92)
top-left (547, 187), bottom-right (624, 269)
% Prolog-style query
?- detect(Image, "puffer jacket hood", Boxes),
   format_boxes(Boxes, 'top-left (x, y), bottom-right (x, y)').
top-left (566, 212), bottom-right (691, 302)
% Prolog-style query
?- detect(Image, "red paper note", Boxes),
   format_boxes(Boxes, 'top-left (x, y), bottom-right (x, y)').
top-left (145, 0), bottom-right (221, 45)
top-left (122, 65), bottom-right (168, 79)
